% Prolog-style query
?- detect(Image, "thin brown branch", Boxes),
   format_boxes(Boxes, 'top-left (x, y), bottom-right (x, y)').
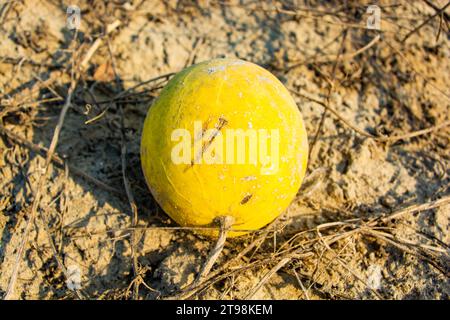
top-left (3, 18), bottom-right (123, 299)
top-left (401, 1), bottom-right (450, 43)
top-left (308, 28), bottom-right (348, 163)
top-left (0, 124), bottom-right (123, 196)
top-left (194, 216), bottom-right (235, 285)
top-left (3, 77), bottom-right (78, 300)
top-left (119, 104), bottom-right (141, 300)
top-left (243, 257), bottom-right (291, 299)
top-left (291, 89), bottom-right (450, 142)
top-left (170, 216), bottom-right (235, 300)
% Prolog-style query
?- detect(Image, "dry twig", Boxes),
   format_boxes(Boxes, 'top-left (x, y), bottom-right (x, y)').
top-left (291, 89), bottom-right (450, 142)
top-left (3, 18), bottom-right (122, 300)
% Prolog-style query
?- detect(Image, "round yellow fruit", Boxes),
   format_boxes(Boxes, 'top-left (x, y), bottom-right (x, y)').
top-left (140, 58), bottom-right (308, 237)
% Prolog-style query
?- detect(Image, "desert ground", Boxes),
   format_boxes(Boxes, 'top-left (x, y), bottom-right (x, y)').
top-left (0, 0), bottom-right (449, 300)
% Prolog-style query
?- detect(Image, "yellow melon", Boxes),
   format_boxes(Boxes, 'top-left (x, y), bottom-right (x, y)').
top-left (140, 58), bottom-right (308, 237)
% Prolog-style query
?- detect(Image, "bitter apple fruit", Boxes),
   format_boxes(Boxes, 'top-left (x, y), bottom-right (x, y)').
top-left (141, 58), bottom-right (308, 237)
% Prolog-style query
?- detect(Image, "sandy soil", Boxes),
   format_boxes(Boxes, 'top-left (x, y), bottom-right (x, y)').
top-left (0, 0), bottom-right (449, 300)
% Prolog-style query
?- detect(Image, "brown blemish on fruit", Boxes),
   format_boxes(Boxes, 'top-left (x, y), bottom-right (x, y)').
top-left (240, 193), bottom-right (253, 205)
top-left (185, 116), bottom-right (228, 172)
top-left (201, 116), bottom-right (228, 154)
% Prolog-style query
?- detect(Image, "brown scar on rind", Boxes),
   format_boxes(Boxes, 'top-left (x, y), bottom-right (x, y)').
top-left (194, 117), bottom-right (211, 143)
top-left (240, 193), bottom-right (253, 205)
top-left (202, 116), bottom-right (228, 152)
top-left (184, 116), bottom-right (228, 172)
